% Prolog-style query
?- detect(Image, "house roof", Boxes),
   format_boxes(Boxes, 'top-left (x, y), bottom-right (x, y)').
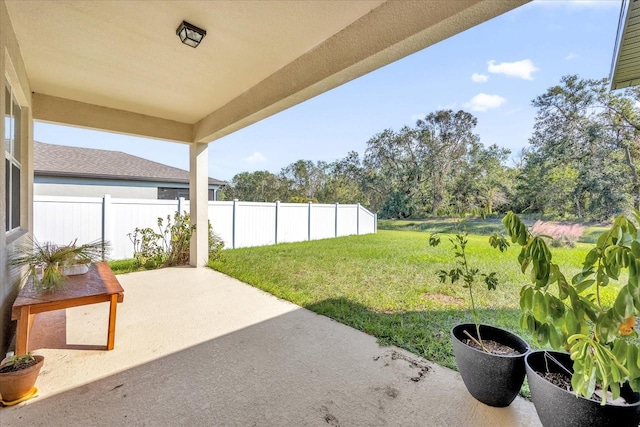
top-left (4, 1), bottom-right (528, 144)
top-left (611, 0), bottom-right (640, 90)
top-left (34, 142), bottom-right (226, 186)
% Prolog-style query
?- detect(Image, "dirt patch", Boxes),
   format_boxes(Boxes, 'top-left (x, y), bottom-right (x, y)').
top-left (421, 293), bottom-right (464, 306)
top-left (324, 413), bottom-right (340, 426)
top-left (464, 338), bottom-right (520, 356)
top-left (375, 350), bottom-right (430, 382)
top-left (384, 385), bottom-right (399, 398)
top-left (320, 405), bottom-right (340, 426)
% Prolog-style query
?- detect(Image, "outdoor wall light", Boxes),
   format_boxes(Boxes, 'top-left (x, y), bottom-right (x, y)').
top-left (176, 21), bottom-right (206, 48)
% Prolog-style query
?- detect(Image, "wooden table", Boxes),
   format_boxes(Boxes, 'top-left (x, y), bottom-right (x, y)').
top-left (11, 262), bottom-right (124, 355)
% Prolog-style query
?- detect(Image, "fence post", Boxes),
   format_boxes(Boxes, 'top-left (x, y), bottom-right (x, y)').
top-left (233, 199), bottom-right (238, 249)
top-left (375, 213), bottom-right (378, 233)
top-left (308, 201), bottom-right (312, 241)
top-left (101, 194), bottom-right (112, 260)
top-left (357, 203), bottom-right (360, 235)
top-left (275, 200), bottom-right (280, 244)
top-left (335, 202), bottom-right (339, 237)
top-left (178, 197), bottom-right (185, 214)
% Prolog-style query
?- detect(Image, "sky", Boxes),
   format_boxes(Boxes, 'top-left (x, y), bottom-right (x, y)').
top-left (34, 0), bottom-right (623, 182)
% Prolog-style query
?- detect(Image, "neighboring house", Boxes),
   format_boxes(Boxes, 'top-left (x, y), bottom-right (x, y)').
top-left (34, 142), bottom-right (226, 200)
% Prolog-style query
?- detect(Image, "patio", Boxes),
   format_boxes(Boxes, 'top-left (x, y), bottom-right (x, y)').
top-left (1, 267), bottom-right (539, 426)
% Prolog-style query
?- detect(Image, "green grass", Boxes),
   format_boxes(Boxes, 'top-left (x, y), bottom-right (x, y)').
top-left (108, 259), bottom-right (146, 275)
top-left (209, 230), bottom-right (619, 371)
top-left (379, 217), bottom-right (611, 244)
top-left (378, 217), bottom-right (506, 236)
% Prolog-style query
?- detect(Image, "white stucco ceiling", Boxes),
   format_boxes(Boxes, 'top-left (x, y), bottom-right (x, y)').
top-left (4, 1), bottom-right (528, 143)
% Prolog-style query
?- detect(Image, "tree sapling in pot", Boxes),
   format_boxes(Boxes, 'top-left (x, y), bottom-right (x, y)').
top-left (430, 229), bottom-right (529, 407)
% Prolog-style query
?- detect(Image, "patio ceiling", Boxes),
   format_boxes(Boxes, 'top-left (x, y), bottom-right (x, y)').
top-left (5, 0), bottom-right (528, 144)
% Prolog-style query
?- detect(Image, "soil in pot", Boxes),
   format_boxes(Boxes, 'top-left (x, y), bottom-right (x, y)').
top-left (536, 369), bottom-right (634, 406)
top-left (0, 357), bottom-right (39, 373)
top-left (0, 355), bottom-right (44, 403)
top-left (452, 324), bottom-right (529, 408)
top-left (463, 338), bottom-right (522, 356)
top-left (526, 351), bottom-right (640, 427)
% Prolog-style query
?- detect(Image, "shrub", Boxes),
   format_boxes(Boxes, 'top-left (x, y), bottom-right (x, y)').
top-left (128, 211), bottom-right (224, 269)
top-left (530, 220), bottom-right (584, 248)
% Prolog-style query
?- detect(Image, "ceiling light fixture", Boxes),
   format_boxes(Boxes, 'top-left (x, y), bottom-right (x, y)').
top-left (176, 21), bottom-right (206, 48)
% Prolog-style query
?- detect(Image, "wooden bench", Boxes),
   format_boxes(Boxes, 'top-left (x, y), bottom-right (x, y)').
top-left (11, 262), bottom-right (124, 355)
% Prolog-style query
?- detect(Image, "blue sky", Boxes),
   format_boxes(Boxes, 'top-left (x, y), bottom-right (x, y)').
top-left (35, 0), bottom-right (622, 182)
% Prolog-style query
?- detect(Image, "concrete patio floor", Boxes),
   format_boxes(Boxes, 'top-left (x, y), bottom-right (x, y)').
top-left (0, 267), bottom-right (541, 426)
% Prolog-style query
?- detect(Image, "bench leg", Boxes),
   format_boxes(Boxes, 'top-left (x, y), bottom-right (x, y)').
top-left (107, 294), bottom-right (118, 350)
top-left (16, 306), bottom-right (33, 355)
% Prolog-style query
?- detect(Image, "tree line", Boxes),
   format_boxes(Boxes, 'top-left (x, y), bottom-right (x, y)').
top-left (221, 75), bottom-right (640, 221)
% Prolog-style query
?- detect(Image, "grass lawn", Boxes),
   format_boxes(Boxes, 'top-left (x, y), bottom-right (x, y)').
top-left (378, 217), bottom-right (609, 243)
top-left (109, 258), bottom-right (146, 275)
top-left (209, 229), bottom-right (617, 372)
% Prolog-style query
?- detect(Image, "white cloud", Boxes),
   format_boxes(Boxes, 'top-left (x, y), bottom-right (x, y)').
top-left (565, 52), bottom-right (579, 60)
top-left (471, 73), bottom-right (489, 83)
top-left (244, 151), bottom-right (266, 164)
top-left (464, 93), bottom-right (506, 112)
top-left (487, 59), bottom-right (539, 80)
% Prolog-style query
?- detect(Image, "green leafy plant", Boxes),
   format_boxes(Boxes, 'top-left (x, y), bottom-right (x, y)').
top-left (503, 211), bottom-right (640, 404)
top-left (10, 238), bottom-right (107, 292)
top-left (0, 353), bottom-right (36, 373)
top-left (429, 229), bottom-right (509, 351)
top-left (128, 211), bottom-right (224, 269)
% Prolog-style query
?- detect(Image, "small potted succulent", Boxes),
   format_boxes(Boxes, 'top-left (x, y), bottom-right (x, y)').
top-left (430, 230), bottom-right (530, 407)
top-left (503, 212), bottom-right (640, 427)
top-left (10, 238), bottom-right (106, 293)
top-left (0, 352), bottom-right (44, 403)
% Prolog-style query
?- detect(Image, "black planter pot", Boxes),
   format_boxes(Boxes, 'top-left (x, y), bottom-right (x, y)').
top-left (526, 350), bottom-right (640, 427)
top-left (451, 323), bottom-right (529, 407)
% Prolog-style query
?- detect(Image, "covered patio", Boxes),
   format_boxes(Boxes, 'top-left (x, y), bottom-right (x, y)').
top-left (1, 268), bottom-right (540, 425)
top-left (0, 0), bottom-right (530, 358)
top-left (1, 1), bottom-right (537, 424)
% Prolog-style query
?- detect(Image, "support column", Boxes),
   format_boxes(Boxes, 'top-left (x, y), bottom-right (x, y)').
top-left (189, 142), bottom-right (209, 267)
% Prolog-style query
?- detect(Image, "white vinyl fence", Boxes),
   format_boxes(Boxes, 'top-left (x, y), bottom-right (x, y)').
top-left (33, 196), bottom-right (377, 260)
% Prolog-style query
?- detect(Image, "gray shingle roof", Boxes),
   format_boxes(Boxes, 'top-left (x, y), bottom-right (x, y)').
top-left (34, 142), bottom-right (226, 186)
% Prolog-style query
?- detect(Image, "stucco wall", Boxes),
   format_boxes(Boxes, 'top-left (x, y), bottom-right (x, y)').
top-left (1, 0), bottom-right (33, 356)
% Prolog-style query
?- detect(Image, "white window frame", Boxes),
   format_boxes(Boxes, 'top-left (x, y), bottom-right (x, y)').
top-left (5, 79), bottom-right (22, 233)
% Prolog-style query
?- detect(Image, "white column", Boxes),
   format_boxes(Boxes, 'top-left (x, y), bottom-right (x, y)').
top-left (189, 142), bottom-right (209, 267)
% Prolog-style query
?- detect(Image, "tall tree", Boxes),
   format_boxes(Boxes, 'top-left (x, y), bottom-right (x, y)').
top-left (225, 171), bottom-right (289, 202)
top-left (526, 75), bottom-right (637, 219)
top-left (416, 110), bottom-right (480, 214)
top-left (279, 160), bottom-right (328, 201)
top-left (363, 126), bottom-right (426, 217)
top-left (451, 143), bottom-right (511, 214)
top-left (595, 83), bottom-right (640, 209)
top-left (317, 152), bottom-right (370, 205)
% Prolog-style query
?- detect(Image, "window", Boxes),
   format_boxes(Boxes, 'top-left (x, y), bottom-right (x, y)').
top-left (157, 187), bottom-right (215, 201)
top-left (5, 81), bottom-right (21, 232)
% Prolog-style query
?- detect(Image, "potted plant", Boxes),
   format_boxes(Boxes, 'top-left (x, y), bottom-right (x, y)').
top-left (502, 212), bottom-right (640, 426)
top-left (10, 238), bottom-right (106, 293)
top-left (0, 353), bottom-right (44, 403)
top-left (429, 230), bottom-right (530, 407)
